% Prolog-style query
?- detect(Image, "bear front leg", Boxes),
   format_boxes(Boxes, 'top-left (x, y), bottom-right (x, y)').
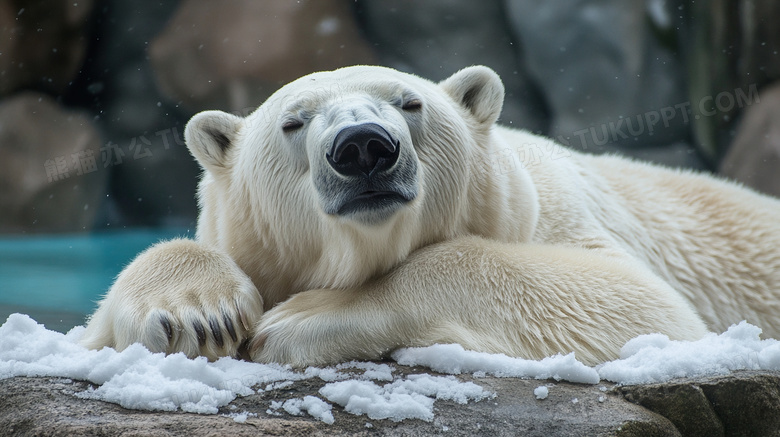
top-left (249, 236), bottom-right (709, 367)
top-left (80, 239), bottom-right (264, 360)
top-left (248, 285), bottom-right (421, 367)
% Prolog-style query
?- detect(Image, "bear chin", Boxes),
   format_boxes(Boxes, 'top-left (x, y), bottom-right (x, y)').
top-left (333, 190), bottom-right (415, 225)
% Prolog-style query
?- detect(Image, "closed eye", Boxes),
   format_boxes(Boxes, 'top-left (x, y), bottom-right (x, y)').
top-left (282, 119), bottom-right (304, 132)
top-left (402, 98), bottom-right (422, 111)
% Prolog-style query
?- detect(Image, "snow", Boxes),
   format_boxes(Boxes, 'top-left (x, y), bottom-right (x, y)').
top-left (223, 411), bottom-right (257, 423)
top-left (396, 322), bottom-right (780, 386)
top-left (533, 385), bottom-right (548, 400)
top-left (393, 343), bottom-right (599, 384)
top-left (319, 374), bottom-right (494, 422)
top-left (598, 321), bottom-right (780, 384)
top-left (269, 396), bottom-right (335, 425)
top-left (0, 314), bottom-right (492, 423)
top-left (3, 313), bottom-right (780, 424)
top-left (320, 379), bottom-right (433, 421)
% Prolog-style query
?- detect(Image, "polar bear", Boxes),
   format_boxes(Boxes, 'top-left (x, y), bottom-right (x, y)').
top-left (81, 65), bottom-right (780, 367)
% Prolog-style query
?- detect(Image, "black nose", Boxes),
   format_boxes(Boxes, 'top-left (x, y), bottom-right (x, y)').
top-left (327, 123), bottom-right (399, 177)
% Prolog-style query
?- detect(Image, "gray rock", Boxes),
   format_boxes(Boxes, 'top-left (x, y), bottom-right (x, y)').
top-left (620, 370), bottom-right (780, 437)
top-left (621, 383), bottom-right (723, 437)
top-left (149, 0), bottom-right (376, 113)
top-left (506, 0), bottom-right (689, 155)
top-left (357, 1), bottom-right (706, 169)
top-left (355, 0), bottom-right (549, 134)
top-left (676, 0), bottom-right (780, 163)
top-left (6, 369), bottom-right (779, 435)
top-left (0, 367), bottom-right (678, 436)
top-left (0, 92), bottom-right (105, 233)
top-left (74, 0), bottom-right (201, 229)
top-left (719, 82), bottom-right (780, 198)
top-left (0, 0), bottom-right (94, 96)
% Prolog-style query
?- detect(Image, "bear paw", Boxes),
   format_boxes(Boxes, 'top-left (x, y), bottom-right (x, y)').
top-left (80, 239), bottom-right (264, 361)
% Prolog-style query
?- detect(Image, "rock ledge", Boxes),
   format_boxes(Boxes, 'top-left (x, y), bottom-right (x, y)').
top-left (2, 368), bottom-right (779, 436)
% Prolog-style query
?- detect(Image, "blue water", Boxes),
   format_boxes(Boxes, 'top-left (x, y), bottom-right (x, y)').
top-left (0, 228), bottom-right (194, 332)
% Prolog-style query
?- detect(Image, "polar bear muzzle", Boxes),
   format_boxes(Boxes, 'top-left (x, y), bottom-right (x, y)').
top-left (316, 121), bottom-right (418, 225)
top-left (324, 122), bottom-right (415, 221)
top-left (315, 123), bottom-right (418, 221)
top-left (327, 122), bottom-right (399, 178)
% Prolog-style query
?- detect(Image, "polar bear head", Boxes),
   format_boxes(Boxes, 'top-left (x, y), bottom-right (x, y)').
top-left (184, 66), bottom-right (523, 303)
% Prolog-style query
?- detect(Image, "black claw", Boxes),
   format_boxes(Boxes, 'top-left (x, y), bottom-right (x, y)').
top-left (160, 316), bottom-right (173, 341)
top-left (193, 320), bottom-right (207, 347)
top-left (209, 316), bottom-right (224, 348)
top-left (236, 339), bottom-right (252, 361)
top-left (223, 313), bottom-right (238, 343)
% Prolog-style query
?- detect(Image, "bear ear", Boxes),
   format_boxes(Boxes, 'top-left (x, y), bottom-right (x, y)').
top-left (440, 66), bottom-right (505, 126)
top-left (184, 110), bottom-right (243, 173)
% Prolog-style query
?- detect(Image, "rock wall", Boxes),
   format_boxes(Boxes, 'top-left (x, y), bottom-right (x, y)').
top-left (149, 0), bottom-right (376, 113)
top-left (0, 0), bottom-right (94, 95)
top-left (1, 1), bottom-right (778, 233)
top-left (0, 93), bottom-right (104, 233)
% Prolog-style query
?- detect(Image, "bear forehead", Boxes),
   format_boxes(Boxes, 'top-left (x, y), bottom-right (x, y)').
top-left (268, 66), bottom-right (428, 111)
top-left (294, 65), bottom-right (421, 87)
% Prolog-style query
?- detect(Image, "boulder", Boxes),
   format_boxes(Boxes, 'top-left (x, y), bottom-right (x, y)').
top-left (621, 370), bottom-right (780, 437)
top-left (5, 368), bottom-right (780, 435)
top-left (69, 0), bottom-right (200, 229)
top-left (0, 369), bottom-right (678, 436)
top-left (149, 0), bottom-right (376, 113)
top-left (0, 0), bottom-right (94, 96)
top-left (356, 0), bottom-right (705, 169)
top-left (677, 0), bottom-right (780, 163)
top-left (355, 0), bottom-right (548, 134)
top-left (505, 0), bottom-right (689, 155)
top-left (0, 92), bottom-right (105, 233)
top-left (719, 82), bottom-right (780, 198)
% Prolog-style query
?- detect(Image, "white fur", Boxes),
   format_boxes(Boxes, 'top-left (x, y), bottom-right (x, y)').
top-left (82, 66), bottom-right (780, 366)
